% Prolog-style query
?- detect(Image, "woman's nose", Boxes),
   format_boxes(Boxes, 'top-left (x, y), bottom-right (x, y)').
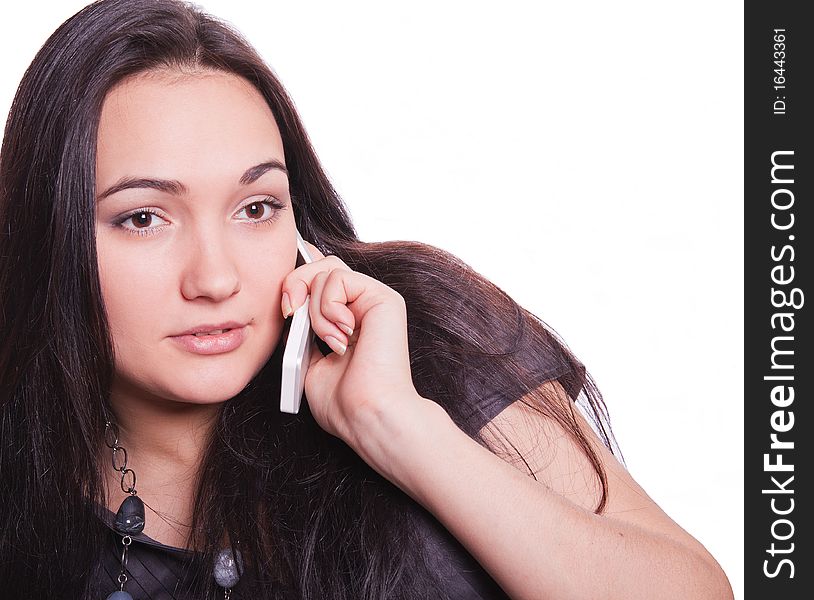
top-left (179, 228), bottom-right (241, 302)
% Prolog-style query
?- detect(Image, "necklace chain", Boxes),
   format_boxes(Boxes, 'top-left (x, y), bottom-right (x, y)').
top-left (105, 420), bottom-right (137, 495)
top-left (105, 420), bottom-right (192, 537)
top-left (103, 419), bottom-right (241, 598)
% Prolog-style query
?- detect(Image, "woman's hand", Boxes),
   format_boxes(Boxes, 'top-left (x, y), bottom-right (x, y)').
top-left (279, 241), bottom-right (423, 444)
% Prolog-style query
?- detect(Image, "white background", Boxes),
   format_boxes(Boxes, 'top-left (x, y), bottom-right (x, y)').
top-left (1, 1), bottom-right (743, 597)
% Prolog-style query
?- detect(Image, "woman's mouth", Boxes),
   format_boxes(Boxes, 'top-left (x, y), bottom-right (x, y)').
top-left (170, 326), bottom-right (246, 355)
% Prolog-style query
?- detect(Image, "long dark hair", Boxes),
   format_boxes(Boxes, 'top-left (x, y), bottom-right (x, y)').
top-left (0, 1), bottom-right (619, 598)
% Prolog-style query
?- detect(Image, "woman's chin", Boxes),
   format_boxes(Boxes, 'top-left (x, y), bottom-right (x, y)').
top-left (163, 377), bottom-right (254, 406)
top-left (109, 371), bottom-right (255, 409)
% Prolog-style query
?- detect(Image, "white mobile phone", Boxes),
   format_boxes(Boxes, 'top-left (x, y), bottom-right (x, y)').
top-left (280, 231), bottom-right (316, 414)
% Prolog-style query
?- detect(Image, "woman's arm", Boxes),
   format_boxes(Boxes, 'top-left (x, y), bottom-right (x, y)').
top-left (276, 245), bottom-right (732, 598)
top-left (347, 379), bottom-right (734, 600)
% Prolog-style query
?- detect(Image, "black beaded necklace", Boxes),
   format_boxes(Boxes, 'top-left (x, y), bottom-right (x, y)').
top-left (103, 420), bottom-right (243, 599)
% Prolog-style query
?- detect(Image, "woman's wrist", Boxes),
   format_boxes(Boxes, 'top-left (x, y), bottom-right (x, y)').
top-left (345, 392), bottom-right (454, 495)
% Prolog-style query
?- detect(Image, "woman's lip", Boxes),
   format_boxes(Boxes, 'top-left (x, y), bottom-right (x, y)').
top-left (169, 326), bottom-right (246, 355)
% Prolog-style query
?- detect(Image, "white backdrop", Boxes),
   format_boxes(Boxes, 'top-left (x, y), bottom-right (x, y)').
top-left (1, 1), bottom-right (743, 597)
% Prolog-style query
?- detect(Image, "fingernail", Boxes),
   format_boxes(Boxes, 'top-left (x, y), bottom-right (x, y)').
top-left (282, 292), bottom-right (292, 318)
top-left (336, 322), bottom-right (354, 336)
top-left (324, 335), bottom-right (347, 356)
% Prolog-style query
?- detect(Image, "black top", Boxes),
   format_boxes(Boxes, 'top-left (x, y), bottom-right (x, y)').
top-left (96, 499), bottom-right (512, 600)
top-left (96, 356), bottom-right (583, 599)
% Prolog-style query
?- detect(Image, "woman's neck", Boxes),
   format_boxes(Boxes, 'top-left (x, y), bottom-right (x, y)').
top-left (102, 378), bottom-right (223, 549)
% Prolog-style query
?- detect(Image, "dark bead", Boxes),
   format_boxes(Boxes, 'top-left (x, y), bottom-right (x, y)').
top-left (213, 547), bottom-right (244, 588)
top-left (114, 495), bottom-right (145, 535)
top-left (105, 592), bottom-right (133, 600)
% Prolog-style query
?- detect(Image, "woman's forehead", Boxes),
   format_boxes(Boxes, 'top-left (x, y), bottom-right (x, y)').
top-left (96, 70), bottom-right (285, 187)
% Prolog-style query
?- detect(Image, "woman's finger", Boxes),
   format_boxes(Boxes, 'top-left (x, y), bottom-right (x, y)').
top-left (281, 254), bottom-right (349, 316)
top-left (320, 269), bottom-right (356, 335)
top-left (306, 270), bottom-right (349, 354)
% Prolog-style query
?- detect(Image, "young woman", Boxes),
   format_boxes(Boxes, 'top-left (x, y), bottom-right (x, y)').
top-left (0, 1), bottom-right (734, 598)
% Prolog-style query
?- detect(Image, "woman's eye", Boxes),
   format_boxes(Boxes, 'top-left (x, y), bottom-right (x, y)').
top-left (235, 197), bottom-right (285, 224)
top-left (116, 209), bottom-right (169, 236)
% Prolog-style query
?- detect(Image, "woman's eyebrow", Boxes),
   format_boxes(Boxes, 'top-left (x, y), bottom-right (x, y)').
top-left (97, 159), bottom-right (288, 201)
top-left (239, 159), bottom-right (288, 185)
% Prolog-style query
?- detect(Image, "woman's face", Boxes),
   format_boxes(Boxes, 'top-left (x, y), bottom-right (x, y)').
top-left (95, 69), bottom-right (297, 406)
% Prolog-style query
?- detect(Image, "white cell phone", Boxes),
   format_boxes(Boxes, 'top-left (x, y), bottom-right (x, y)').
top-left (280, 231), bottom-right (316, 414)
